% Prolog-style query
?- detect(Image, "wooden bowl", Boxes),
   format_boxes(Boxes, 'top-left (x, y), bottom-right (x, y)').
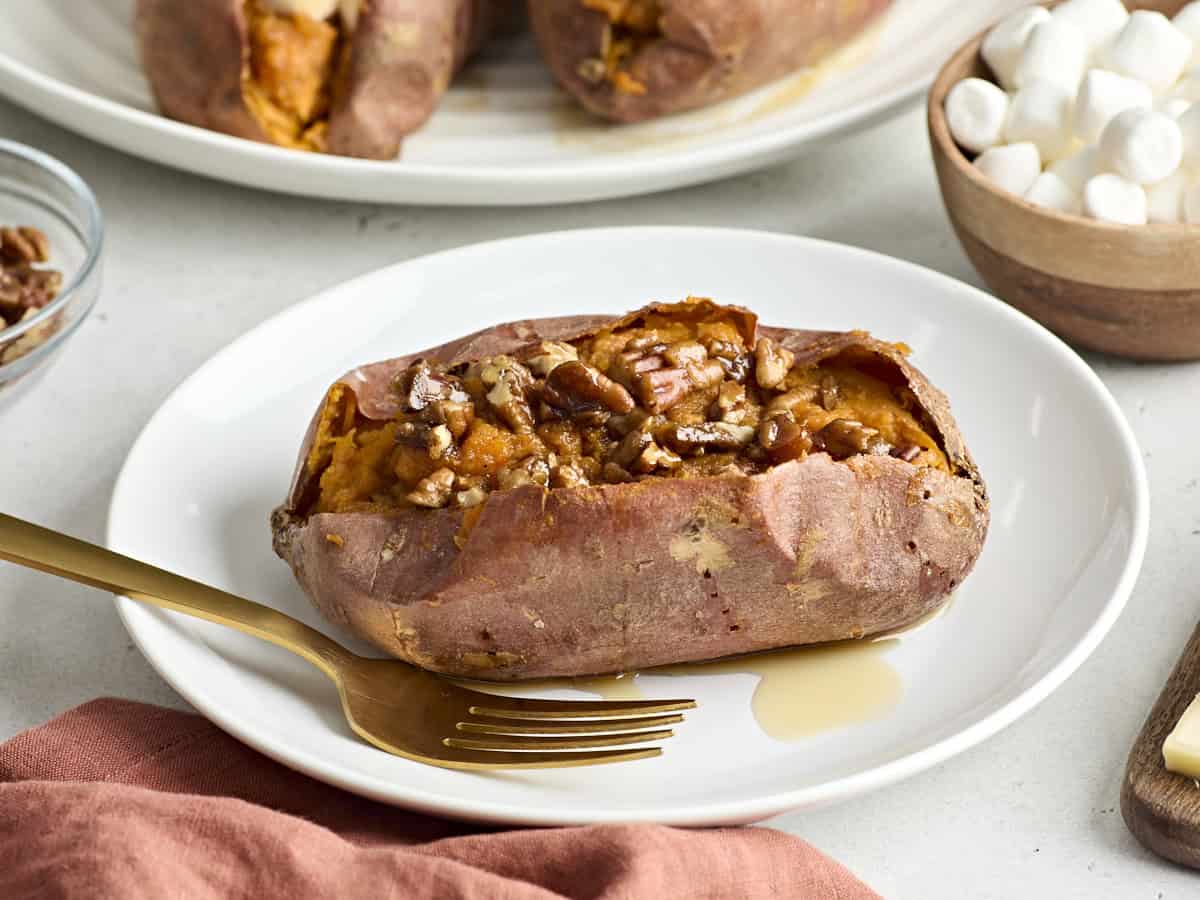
top-left (928, 1), bottom-right (1200, 361)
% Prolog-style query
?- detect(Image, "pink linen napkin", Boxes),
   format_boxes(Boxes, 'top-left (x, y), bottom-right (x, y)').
top-left (0, 699), bottom-right (882, 898)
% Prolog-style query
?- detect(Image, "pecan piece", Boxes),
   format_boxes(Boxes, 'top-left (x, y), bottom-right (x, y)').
top-left (497, 457), bottom-right (551, 490)
top-left (0, 267), bottom-right (62, 325)
top-left (818, 374), bottom-right (841, 412)
top-left (661, 422), bottom-right (756, 454)
top-left (757, 413), bottom-right (813, 463)
top-left (480, 357), bottom-right (536, 433)
top-left (602, 462), bottom-right (634, 484)
top-left (816, 419), bottom-right (892, 459)
top-left (406, 468), bottom-right (455, 508)
top-left (635, 359), bottom-right (724, 413)
top-left (710, 381), bottom-right (748, 424)
top-left (0, 226), bottom-right (49, 265)
top-left (551, 462), bottom-right (590, 488)
top-left (611, 426), bottom-right (652, 469)
top-left (891, 444), bottom-right (922, 463)
top-left (543, 361), bottom-right (635, 415)
top-left (754, 337), bottom-right (795, 390)
top-left (632, 441), bottom-right (682, 474)
top-left (395, 360), bottom-right (463, 413)
top-left (426, 424), bottom-right (453, 460)
top-left (704, 338), bottom-right (751, 383)
top-left (662, 340), bottom-right (707, 368)
top-left (522, 340), bottom-right (578, 377)
top-left (430, 399), bottom-right (475, 440)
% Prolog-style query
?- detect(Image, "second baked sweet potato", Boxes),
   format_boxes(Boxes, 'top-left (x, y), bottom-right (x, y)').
top-left (528, 0), bottom-right (894, 122)
top-left (136, 0), bottom-right (511, 159)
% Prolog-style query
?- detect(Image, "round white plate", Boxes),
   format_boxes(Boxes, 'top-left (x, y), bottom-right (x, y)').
top-left (109, 227), bottom-right (1148, 825)
top-left (0, 1), bottom-right (1029, 205)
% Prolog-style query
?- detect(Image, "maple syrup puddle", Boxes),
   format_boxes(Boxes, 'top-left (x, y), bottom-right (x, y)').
top-left (465, 598), bottom-right (952, 741)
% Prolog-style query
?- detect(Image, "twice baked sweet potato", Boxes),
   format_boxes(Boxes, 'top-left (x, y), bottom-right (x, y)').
top-left (528, 0), bottom-right (894, 123)
top-left (136, 0), bottom-right (511, 158)
top-left (272, 298), bottom-right (988, 680)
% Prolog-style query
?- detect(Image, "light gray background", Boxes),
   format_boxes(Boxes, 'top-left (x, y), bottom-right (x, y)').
top-left (1, 96), bottom-right (1195, 899)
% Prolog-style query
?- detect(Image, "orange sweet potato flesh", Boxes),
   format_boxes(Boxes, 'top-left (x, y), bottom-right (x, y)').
top-left (136, 0), bottom-right (512, 159)
top-left (529, 0), bottom-right (895, 123)
top-left (271, 299), bottom-right (988, 680)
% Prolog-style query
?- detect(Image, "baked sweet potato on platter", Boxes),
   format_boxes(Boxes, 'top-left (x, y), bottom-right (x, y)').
top-left (527, 0), bottom-right (895, 123)
top-left (271, 298), bottom-right (987, 680)
top-left (135, 0), bottom-right (511, 159)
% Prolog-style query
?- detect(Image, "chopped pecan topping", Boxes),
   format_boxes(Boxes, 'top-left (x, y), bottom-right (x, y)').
top-left (551, 462), bottom-right (590, 488)
top-left (522, 340), bottom-right (578, 377)
top-left (704, 338), bottom-right (751, 383)
top-left (710, 381), bottom-right (748, 424)
top-left (632, 441), bottom-right (682, 473)
top-left (396, 360), bottom-right (463, 413)
top-left (611, 426), bottom-right (652, 468)
top-left (406, 468), bottom-right (455, 508)
top-left (426, 424), bottom-right (453, 459)
top-left (635, 359), bottom-right (724, 413)
top-left (758, 413), bottom-right (813, 463)
top-left (662, 340), bottom-right (707, 368)
top-left (480, 357), bottom-right (536, 433)
top-left (543, 360), bottom-right (635, 415)
top-left (498, 457), bottom-right (550, 490)
top-left (454, 485), bottom-right (488, 508)
top-left (0, 226), bottom-right (49, 265)
top-left (892, 444), bottom-right (922, 463)
top-left (606, 409), bottom-right (652, 436)
top-left (818, 374), bottom-right (840, 412)
top-left (816, 419), bottom-right (892, 459)
top-left (754, 337), bottom-right (795, 391)
top-left (661, 422), bottom-right (756, 454)
top-left (430, 399), bottom-right (474, 440)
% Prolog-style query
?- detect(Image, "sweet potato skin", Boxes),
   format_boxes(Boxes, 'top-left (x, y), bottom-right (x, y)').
top-left (528, 0), bottom-right (894, 123)
top-left (271, 303), bottom-right (988, 680)
top-left (135, 0), bottom-right (510, 159)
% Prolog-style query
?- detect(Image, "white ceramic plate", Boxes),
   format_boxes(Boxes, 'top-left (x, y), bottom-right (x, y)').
top-left (108, 227), bottom-right (1148, 825)
top-left (0, 1), bottom-right (1029, 205)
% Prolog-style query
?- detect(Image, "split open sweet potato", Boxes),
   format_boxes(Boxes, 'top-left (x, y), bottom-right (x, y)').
top-left (528, 0), bottom-right (894, 122)
top-left (271, 298), bottom-right (988, 680)
top-left (136, 0), bottom-right (511, 159)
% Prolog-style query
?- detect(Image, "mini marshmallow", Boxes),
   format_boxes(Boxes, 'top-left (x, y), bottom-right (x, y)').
top-left (1014, 19), bottom-right (1089, 93)
top-left (1146, 172), bottom-right (1190, 223)
top-left (1075, 69), bottom-right (1153, 143)
top-left (1172, 68), bottom-right (1200, 101)
top-left (1024, 171), bottom-right (1081, 215)
top-left (945, 78), bottom-right (1011, 153)
top-left (1160, 96), bottom-right (1193, 119)
top-left (1083, 173), bottom-right (1149, 224)
top-left (1175, 102), bottom-right (1200, 169)
top-left (982, 6), bottom-right (1052, 90)
top-left (1050, 144), bottom-right (1101, 193)
top-left (975, 142), bottom-right (1042, 197)
top-left (1052, 0), bottom-right (1129, 54)
top-left (1175, 3), bottom-right (1200, 54)
top-left (1005, 79), bottom-right (1076, 161)
top-left (261, 0), bottom-right (339, 18)
top-left (1099, 108), bottom-right (1183, 184)
top-left (1185, 181), bottom-right (1200, 222)
top-left (1104, 11), bottom-right (1193, 92)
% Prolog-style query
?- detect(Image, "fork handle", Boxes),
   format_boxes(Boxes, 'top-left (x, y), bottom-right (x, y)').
top-left (0, 513), bottom-right (351, 680)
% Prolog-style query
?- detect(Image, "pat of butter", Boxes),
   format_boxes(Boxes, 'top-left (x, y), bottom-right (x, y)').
top-left (1164, 694), bottom-right (1200, 777)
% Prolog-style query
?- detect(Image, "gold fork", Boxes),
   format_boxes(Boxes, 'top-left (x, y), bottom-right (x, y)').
top-left (0, 513), bottom-right (695, 769)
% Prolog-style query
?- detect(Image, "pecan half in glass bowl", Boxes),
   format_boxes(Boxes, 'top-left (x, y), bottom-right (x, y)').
top-left (0, 140), bottom-right (103, 412)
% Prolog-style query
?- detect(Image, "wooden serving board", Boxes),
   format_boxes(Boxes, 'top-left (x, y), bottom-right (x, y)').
top-left (1123, 618), bottom-right (1200, 868)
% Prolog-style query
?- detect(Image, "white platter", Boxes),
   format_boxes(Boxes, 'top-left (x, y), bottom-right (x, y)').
top-left (0, 1), bottom-right (1028, 205)
top-left (108, 227), bottom-right (1148, 825)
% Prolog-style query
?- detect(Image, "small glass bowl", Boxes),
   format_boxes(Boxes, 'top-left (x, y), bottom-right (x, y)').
top-left (0, 139), bottom-right (103, 412)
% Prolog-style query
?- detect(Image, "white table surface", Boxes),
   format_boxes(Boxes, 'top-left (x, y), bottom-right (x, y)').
top-left (1, 94), bottom-right (1196, 899)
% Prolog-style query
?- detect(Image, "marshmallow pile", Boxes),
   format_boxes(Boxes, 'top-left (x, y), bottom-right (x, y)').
top-left (946, 0), bottom-right (1200, 225)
